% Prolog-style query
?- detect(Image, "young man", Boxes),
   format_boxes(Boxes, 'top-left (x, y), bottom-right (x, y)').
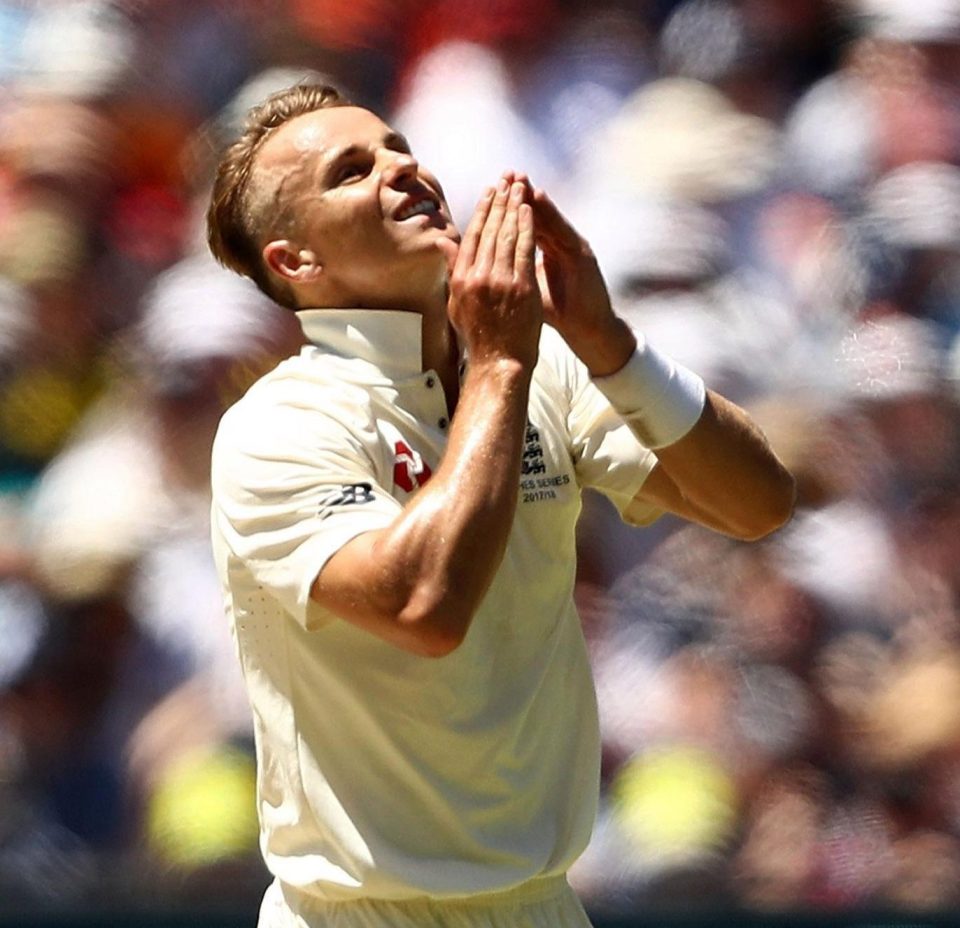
top-left (207, 84), bottom-right (795, 928)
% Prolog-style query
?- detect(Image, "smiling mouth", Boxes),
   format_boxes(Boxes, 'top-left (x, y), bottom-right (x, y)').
top-left (396, 198), bottom-right (441, 221)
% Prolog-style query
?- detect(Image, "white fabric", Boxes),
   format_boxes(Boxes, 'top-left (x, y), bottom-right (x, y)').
top-left (257, 874), bottom-right (592, 928)
top-left (592, 335), bottom-right (706, 449)
top-left (210, 309), bottom-right (660, 916)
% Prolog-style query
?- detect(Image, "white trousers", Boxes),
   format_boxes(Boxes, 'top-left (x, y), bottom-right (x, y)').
top-left (258, 875), bottom-right (594, 928)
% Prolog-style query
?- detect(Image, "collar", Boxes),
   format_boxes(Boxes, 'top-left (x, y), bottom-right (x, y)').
top-left (296, 308), bottom-right (425, 380)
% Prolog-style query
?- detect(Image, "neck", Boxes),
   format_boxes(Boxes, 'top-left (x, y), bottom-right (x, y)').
top-left (418, 290), bottom-right (461, 404)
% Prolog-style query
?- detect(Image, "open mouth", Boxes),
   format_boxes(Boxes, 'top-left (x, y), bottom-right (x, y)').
top-left (396, 197), bottom-right (441, 221)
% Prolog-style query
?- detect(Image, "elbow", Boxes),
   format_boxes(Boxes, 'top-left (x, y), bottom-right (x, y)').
top-left (395, 593), bottom-right (473, 658)
top-left (732, 470), bottom-right (798, 542)
top-left (771, 469), bottom-right (799, 533)
top-left (410, 627), bottom-right (467, 658)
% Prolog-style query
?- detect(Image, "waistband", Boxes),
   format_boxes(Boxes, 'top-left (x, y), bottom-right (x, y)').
top-left (428, 875), bottom-right (567, 908)
top-left (282, 874), bottom-right (568, 912)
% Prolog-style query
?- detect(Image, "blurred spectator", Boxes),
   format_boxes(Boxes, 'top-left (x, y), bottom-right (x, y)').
top-left (393, 39), bottom-right (561, 226)
top-left (3, 0), bottom-right (960, 920)
top-left (786, 0), bottom-right (960, 198)
top-left (5, 252), bottom-right (300, 904)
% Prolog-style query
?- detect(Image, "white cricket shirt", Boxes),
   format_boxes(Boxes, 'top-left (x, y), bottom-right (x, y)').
top-left (210, 309), bottom-right (659, 907)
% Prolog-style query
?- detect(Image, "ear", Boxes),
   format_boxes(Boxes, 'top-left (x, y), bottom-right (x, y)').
top-left (262, 240), bottom-right (324, 284)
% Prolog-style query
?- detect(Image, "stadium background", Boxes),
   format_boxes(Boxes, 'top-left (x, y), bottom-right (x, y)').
top-left (2, 0), bottom-right (960, 924)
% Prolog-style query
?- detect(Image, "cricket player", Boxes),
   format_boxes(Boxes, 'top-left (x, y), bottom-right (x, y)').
top-left (206, 83), bottom-right (795, 928)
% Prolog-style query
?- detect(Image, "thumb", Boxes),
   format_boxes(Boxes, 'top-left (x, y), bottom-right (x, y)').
top-left (435, 236), bottom-right (459, 276)
top-left (536, 254), bottom-right (557, 318)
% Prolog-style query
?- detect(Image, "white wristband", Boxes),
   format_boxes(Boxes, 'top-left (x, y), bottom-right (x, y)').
top-left (593, 335), bottom-right (706, 449)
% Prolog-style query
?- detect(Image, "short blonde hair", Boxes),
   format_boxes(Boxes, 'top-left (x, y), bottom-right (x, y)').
top-left (207, 83), bottom-right (350, 308)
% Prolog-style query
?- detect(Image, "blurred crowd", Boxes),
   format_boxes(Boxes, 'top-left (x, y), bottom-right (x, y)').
top-left (1, 0), bottom-right (960, 918)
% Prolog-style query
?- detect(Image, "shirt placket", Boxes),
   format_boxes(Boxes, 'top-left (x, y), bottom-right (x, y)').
top-left (416, 370), bottom-right (451, 434)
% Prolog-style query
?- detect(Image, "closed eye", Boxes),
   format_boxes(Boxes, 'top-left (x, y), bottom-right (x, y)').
top-left (335, 160), bottom-right (370, 185)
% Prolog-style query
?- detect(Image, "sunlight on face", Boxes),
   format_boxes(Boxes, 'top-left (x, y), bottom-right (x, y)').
top-left (255, 107), bottom-right (458, 307)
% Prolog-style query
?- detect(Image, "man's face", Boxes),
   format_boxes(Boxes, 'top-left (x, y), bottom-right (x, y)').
top-left (255, 106), bottom-right (458, 304)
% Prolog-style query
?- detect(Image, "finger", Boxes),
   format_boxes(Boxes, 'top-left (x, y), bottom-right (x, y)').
top-left (535, 254), bottom-right (552, 312)
top-left (474, 174), bottom-right (512, 271)
top-left (503, 170), bottom-right (534, 199)
top-left (532, 187), bottom-right (581, 252)
top-left (512, 172), bottom-right (534, 203)
top-left (537, 251), bottom-right (564, 320)
top-left (494, 182), bottom-right (524, 274)
top-left (455, 186), bottom-right (495, 272)
top-left (515, 201), bottom-right (536, 278)
top-left (434, 236), bottom-right (459, 276)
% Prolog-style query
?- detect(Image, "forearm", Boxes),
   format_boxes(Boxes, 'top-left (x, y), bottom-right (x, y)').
top-left (312, 358), bottom-right (532, 654)
top-left (561, 313), bottom-right (637, 378)
top-left (593, 337), bottom-right (794, 539)
top-left (651, 390), bottom-right (796, 540)
top-left (375, 360), bottom-right (530, 621)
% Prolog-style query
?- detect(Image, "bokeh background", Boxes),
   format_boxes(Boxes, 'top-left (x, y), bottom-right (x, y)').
top-left (2, 0), bottom-right (960, 923)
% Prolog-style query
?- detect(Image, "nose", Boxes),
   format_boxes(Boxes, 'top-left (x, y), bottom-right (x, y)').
top-left (381, 150), bottom-right (419, 188)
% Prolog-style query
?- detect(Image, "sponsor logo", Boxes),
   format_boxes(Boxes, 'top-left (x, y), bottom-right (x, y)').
top-left (319, 482), bottom-right (375, 519)
top-left (393, 440), bottom-right (432, 492)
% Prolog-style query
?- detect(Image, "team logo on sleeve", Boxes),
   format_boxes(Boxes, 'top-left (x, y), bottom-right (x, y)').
top-left (393, 440), bottom-right (432, 492)
top-left (319, 482), bottom-right (375, 519)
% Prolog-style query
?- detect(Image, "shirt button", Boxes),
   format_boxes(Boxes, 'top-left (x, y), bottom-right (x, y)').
top-left (425, 376), bottom-right (436, 388)
top-left (438, 417), bottom-right (448, 429)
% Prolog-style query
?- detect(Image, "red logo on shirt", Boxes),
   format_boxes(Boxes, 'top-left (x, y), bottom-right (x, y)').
top-left (393, 441), bottom-right (432, 492)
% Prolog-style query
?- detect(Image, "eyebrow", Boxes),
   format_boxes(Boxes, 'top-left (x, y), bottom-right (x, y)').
top-left (385, 131), bottom-right (412, 152)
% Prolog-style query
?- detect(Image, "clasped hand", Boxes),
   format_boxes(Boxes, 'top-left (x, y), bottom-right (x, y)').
top-left (436, 176), bottom-right (542, 370)
top-left (438, 172), bottom-right (635, 377)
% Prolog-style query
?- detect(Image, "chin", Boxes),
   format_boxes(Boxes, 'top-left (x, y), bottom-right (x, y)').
top-left (397, 243), bottom-right (449, 285)
top-left (422, 219), bottom-right (457, 242)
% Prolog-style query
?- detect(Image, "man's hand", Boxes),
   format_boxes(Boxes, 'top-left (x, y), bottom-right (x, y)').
top-left (521, 178), bottom-right (636, 377)
top-left (437, 176), bottom-right (542, 369)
